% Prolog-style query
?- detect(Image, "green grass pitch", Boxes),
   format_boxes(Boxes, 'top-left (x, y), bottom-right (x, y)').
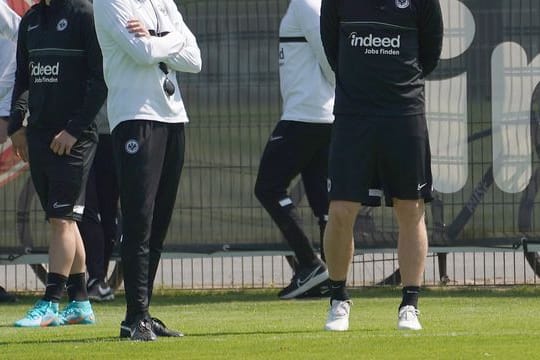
top-left (1, 287), bottom-right (540, 359)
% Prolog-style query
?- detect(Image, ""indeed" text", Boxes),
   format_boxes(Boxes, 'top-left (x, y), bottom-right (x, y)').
top-left (349, 33), bottom-right (401, 55)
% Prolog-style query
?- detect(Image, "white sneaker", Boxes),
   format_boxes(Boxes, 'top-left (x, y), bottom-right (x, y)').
top-left (324, 299), bottom-right (351, 331)
top-left (397, 305), bottom-right (422, 330)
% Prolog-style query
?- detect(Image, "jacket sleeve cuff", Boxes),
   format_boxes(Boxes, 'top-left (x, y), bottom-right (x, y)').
top-left (64, 122), bottom-right (83, 140)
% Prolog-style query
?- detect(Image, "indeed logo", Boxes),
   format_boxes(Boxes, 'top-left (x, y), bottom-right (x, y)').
top-left (349, 33), bottom-right (401, 56)
top-left (349, 33), bottom-right (401, 48)
top-left (29, 62), bottom-right (60, 83)
top-left (30, 62), bottom-right (59, 76)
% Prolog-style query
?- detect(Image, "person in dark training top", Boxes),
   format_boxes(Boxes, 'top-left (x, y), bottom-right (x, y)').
top-left (9, 0), bottom-right (106, 327)
top-left (320, 0), bottom-right (443, 331)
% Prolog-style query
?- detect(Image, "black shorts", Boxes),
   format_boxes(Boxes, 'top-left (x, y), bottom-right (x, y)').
top-left (328, 114), bottom-right (433, 206)
top-left (27, 133), bottom-right (97, 221)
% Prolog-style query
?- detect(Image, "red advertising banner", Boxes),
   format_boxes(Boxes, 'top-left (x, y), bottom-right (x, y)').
top-left (0, 0), bottom-right (35, 187)
top-left (6, 0), bottom-right (38, 16)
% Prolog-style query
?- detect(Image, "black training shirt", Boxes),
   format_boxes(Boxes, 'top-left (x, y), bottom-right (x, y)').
top-left (320, 0), bottom-right (443, 117)
top-left (9, 0), bottom-right (106, 141)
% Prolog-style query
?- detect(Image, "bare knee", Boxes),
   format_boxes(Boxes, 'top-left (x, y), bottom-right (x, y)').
top-left (328, 201), bottom-right (361, 227)
top-left (49, 218), bottom-right (75, 229)
top-left (393, 199), bottom-right (425, 227)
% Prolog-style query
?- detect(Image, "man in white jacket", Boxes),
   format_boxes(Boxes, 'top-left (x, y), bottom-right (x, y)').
top-left (93, 0), bottom-right (201, 341)
top-left (0, 0), bottom-right (19, 143)
top-left (0, 0), bottom-right (20, 304)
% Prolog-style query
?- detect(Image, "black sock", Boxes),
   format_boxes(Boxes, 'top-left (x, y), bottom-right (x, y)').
top-left (66, 273), bottom-right (88, 302)
top-left (43, 272), bottom-right (67, 302)
top-left (400, 286), bottom-right (420, 309)
top-left (329, 279), bottom-right (349, 301)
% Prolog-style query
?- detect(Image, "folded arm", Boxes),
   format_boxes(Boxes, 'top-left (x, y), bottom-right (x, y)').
top-left (162, 6), bottom-right (201, 73)
top-left (93, 0), bottom-right (186, 66)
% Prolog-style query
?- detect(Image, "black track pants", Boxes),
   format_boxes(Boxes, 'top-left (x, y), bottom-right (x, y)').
top-left (79, 134), bottom-right (119, 281)
top-left (254, 120), bottom-right (331, 268)
top-left (112, 120), bottom-right (185, 322)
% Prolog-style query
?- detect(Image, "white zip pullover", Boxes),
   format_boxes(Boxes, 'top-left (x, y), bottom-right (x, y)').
top-left (279, 0), bottom-right (335, 123)
top-left (0, 0), bottom-right (18, 41)
top-left (0, 0), bottom-right (19, 117)
top-left (93, 0), bottom-right (201, 131)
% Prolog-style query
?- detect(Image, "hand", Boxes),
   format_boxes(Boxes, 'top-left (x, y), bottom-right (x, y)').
top-left (10, 127), bottom-right (28, 162)
top-left (0, 117), bottom-right (8, 144)
top-left (126, 19), bottom-right (150, 37)
top-left (50, 130), bottom-right (77, 156)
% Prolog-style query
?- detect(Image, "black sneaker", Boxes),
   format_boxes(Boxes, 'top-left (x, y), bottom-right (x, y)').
top-left (120, 320), bottom-right (131, 338)
top-left (278, 263), bottom-right (329, 300)
top-left (87, 278), bottom-right (114, 302)
top-left (130, 318), bottom-right (157, 341)
top-left (151, 317), bottom-right (183, 337)
top-left (0, 286), bottom-right (17, 303)
top-left (120, 318), bottom-right (183, 338)
top-left (296, 279), bottom-right (331, 299)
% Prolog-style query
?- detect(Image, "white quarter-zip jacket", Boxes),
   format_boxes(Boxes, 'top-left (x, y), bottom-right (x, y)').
top-left (93, 0), bottom-right (202, 131)
top-left (0, 0), bottom-right (19, 117)
top-left (279, 0), bottom-right (335, 124)
top-left (0, 0), bottom-right (18, 41)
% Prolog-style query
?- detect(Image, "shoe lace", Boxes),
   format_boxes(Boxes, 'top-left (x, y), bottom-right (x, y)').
top-left (61, 302), bottom-right (85, 317)
top-left (138, 318), bottom-right (152, 332)
top-left (400, 306), bottom-right (420, 320)
top-left (331, 300), bottom-right (351, 317)
top-left (61, 305), bottom-right (76, 317)
top-left (26, 303), bottom-right (50, 319)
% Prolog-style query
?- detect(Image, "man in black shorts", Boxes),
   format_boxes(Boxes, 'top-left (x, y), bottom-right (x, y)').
top-left (320, 0), bottom-right (443, 331)
top-left (9, 0), bottom-right (106, 327)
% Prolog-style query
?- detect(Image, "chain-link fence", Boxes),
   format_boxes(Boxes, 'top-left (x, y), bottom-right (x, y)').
top-left (1, 0), bottom-right (540, 291)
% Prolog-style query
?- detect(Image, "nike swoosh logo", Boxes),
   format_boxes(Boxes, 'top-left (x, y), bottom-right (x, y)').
top-left (296, 266), bottom-right (322, 287)
top-left (269, 135), bottom-right (283, 141)
top-left (417, 183), bottom-right (428, 191)
top-left (52, 202), bottom-right (72, 209)
top-left (319, 287), bottom-right (330, 294)
top-left (121, 324), bottom-right (132, 333)
top-left (27, 24), bottom-right (39, 31)
top-left (98, 285), bottom-right (110, 296)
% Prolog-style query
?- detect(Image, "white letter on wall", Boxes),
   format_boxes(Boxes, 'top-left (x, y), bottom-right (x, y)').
top-left (491, 42), bottom-right (540, 193)
top-left (426, 0), bottom-right (475, 193)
